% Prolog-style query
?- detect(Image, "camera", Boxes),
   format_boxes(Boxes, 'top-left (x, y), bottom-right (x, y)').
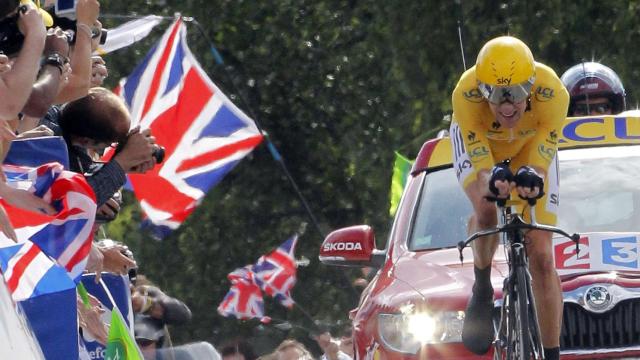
top-left (94, 191), bottom-right (122, 224)
top-left (0, 5), bottom-right (26, 56)
top-left (47, 8), bottom-right (109, 45)
top-left (114, 135), bottom-right (166, 165)
top-left (151, 145), bottom-right (165, 164)
top-left (96, 239), bottom-right (138, 284)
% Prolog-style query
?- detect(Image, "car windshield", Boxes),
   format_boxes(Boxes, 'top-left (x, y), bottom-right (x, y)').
top-left (409, 145), bottom-right (640, 251)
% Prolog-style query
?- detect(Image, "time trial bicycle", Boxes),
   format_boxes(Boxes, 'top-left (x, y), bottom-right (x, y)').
top-left (458, 197), bottom-right (580, 359)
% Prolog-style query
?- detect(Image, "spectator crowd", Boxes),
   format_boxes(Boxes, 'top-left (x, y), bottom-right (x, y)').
top-left (0, 0), bottom-right (191, 359)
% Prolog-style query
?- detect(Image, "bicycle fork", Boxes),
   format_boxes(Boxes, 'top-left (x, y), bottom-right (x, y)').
top-left (494, 242), bottom-right (545, 359)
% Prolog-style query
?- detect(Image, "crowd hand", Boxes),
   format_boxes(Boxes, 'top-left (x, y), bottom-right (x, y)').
top-left (131, 290), bottom-right (144, 313)
top-left (98, 242), bottom-right (136, 275)
top-left (514, 166), bottom-right (545, 200)
top-left (75, 0), bottom-right (100, 28)
top-left (130, 288), bottom-right (154, 314)
top-left (96, 196), bottom-right (120, 221)
top-left (90, 56), bottom-right (108, 87)
top-left (114, 127), bottom-right (156, 173)
top-left (44, 27), bottom-right (70, 58)
top-left (86, 242), bottom-right (104, 282)
top-left (90, 20), bottom-right (103, 52)
top-left (16, 124), bottom-right (54, 139)
top-left (0, 55), bottom-right (11, 74)
top-left (0, 121), bottom-right (16, 142)
top-left (0, 182), bottom-right (56, 215)
top-left (17, 2), bottom-right (46, 41)
top-left (488, 163), bottom-right (514, 199)
top-left (130, 159), bottom-right (155, 174)
top-left (61, 61), bottom-right (72, 84)
top-left (77, 295), bottom-right (108, 345)
top-left (314, 332), bottom-right (340, 360)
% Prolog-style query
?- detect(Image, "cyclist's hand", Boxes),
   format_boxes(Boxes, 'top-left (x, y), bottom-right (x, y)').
top-left (489, 163), bottom-right (514, 198)
top-left (514, 166), bottom-right (544, 199)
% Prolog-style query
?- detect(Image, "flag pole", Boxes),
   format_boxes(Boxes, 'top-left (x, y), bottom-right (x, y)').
top-left (184, 17), bottom-right (326, 241)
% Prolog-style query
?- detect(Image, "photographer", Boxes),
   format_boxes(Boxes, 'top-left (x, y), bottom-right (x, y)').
top-left (132, 276), bottom-right (192, 325)
top-left (0, 0), bottom-right (46, 119)
top-left (42, 87), bottom-right (159, 207)
top-left (54, 0), bottom-right (101, 103)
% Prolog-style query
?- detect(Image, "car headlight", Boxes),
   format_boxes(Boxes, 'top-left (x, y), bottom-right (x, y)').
top-left (377, 311), bottom-right (465, 354)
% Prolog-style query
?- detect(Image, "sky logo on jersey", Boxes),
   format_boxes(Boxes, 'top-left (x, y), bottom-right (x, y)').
top-left (602, 236), bottom-right (638, 269)
top-left (554, 236), bottom-right (590, 269)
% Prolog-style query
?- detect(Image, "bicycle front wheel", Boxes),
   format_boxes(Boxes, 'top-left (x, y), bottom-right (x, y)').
top-left (506, 265), bottom-right (532, 360)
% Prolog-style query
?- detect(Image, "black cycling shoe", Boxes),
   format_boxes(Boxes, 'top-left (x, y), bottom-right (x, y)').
top-left (462, 282), bottom-right (495, 355)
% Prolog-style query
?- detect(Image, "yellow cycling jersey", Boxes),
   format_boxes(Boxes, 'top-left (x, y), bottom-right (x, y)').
top-left (451, 62), bottom-right (569, 184)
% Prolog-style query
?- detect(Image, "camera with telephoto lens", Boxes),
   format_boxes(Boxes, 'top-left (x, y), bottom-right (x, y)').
top-left (114, 133), bottom-right (166, 165)
top-left (0, 5), bottom-right (26, 56)
top-left (152, 145), bottom-right (165, 163)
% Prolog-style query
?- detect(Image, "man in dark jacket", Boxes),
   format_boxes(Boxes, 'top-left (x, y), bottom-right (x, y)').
top-left (41, 87), bottom-right (157, 207)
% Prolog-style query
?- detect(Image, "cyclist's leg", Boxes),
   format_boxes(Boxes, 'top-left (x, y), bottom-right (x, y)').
top-left (464, 179), bottom-right (499, 268)
top-left (451, 121), bottom-right (497, 355)
top-left (511, 152), bottom-right (562, 353)
top-left (451, 121), bottom-right (500, 268)
top-left (526, 230), bottom-right (562, 350)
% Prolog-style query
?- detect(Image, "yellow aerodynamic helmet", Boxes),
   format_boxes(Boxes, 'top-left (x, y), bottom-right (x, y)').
top-left (475, 36), bottom-right (536, 104)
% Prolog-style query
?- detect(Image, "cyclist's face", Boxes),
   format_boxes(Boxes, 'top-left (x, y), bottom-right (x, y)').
top-left (489, 99), bottom-right (527, 129)
top-left (572, 97), bottom-right (613, 116)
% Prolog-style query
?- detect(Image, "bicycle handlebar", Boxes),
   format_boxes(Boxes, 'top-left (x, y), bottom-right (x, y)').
top-left (457, 198), bottom-right (581, 262)
top-left (485, 195), bottom-right (538, 207)
top-left (457, 220), bottom-right (580, 252)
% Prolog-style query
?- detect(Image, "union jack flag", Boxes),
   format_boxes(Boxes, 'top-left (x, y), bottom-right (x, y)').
top-left (252, 235), bottom-right (298, 308)
top-left (117, 18), bottom-right (263, 235)
top-left (217, 266), bottom-right (268, 321)
top-left (0, 241), bottom-right (76, 301)
top-left (0, 162), bottom-right (96, 283)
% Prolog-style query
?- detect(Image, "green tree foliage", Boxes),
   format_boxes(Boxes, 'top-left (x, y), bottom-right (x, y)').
top-left (97, 0), bottom-right (640, 353)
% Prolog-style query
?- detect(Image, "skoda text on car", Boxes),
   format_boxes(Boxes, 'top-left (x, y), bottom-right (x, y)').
top-left (320, 115), bottom-right (640, 359)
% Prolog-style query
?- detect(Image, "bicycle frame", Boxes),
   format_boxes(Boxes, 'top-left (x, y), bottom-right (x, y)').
top-left (457, 200), bottom-right (580, 360)
top-left (493, 203), bottom-right (544, 360)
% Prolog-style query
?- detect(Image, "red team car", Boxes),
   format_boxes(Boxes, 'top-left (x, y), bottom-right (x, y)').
top-left (320, 115), bottom-right (640, 359)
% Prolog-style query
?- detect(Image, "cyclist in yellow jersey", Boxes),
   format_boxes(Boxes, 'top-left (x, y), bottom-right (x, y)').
top-left (450, 36), bottom-right (568, 360)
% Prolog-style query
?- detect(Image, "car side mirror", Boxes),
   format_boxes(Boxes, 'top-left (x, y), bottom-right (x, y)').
top-left (318, 225), bottom-right (385, 268)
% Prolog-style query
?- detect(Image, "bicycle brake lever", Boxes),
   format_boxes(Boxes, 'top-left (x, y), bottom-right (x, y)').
top-left (572, 233), bottom-right (581, 256)
top-left (457, 241), bottom-right (465, 264)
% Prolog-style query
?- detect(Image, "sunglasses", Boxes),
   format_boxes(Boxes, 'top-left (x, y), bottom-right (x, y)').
top-left (573, 102), bottom-right (612, 116)
top-left (478, 77), bottom-right (535, 104)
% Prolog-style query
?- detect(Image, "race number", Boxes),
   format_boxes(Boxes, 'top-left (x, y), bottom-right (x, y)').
top-left (602, 237), bottom-right (638, 268)
top-left (555, 236), bottom-right (590, 269)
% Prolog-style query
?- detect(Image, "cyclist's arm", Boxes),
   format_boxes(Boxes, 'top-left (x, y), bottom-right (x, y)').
top-left (452, 68), bottom-right (496, 183)
top-left (525, 65), bottom-right (569, 175)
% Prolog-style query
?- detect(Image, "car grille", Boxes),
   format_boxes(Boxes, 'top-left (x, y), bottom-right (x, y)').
top-left (561, 300), bottom-right (640, 350)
